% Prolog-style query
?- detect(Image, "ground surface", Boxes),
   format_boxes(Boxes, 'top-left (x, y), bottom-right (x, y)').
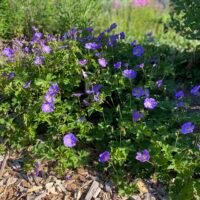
top-left (0, 152), bottom-right (167, 200)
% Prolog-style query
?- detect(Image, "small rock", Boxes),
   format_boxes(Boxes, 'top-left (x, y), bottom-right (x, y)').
top-left (104, 181), bottom-right (113, 194)
top-left (84, 180), bottom-right (99, 200)
top-left (130, 194), bottom-right (141, 200)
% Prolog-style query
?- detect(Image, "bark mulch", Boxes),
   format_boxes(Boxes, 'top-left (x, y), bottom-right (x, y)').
top-left (0, 151), bottom-right (167, 200)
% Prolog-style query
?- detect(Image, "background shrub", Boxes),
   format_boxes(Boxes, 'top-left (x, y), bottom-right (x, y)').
top-left (0, 0), bottom-right (102, 39)
top-left (170, 0), bottom-right (200, 40)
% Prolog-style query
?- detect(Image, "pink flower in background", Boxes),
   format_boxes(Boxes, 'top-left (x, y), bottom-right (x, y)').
top-left (112, 0), bottom-right (121, 9)
top-left (132, 0), bottom-right (150, 7)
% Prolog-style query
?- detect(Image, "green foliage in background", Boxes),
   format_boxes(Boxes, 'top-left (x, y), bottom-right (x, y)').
top-left (170, 0), bottom-right (200, 40)
top-left (0, 0), bottom-right (101, 39)
top-left (95, 2), bottom-right (200, 50)
top-left (96, 5), bottom-right (163, 41)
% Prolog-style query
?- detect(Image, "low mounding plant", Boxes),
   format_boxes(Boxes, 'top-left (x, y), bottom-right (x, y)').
top-left (0, 25), bottom-right (200, 198)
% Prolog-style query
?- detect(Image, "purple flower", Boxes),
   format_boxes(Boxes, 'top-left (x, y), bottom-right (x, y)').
top-left (92, 84), bottom-right (102, 93)
top-left (120, 32), bottom-right (125, 39)
top-left (114, 62), bottom-right (121, 69)
top-left (23, 80), bottom-right (32, 88)
top-left (48, 83), bottom-right (60, 95)
top-left (86, 84), bottom-right (102, 94)
top-left (138, 63), bottom-right (144, 69)
top-left (44, 94), bottom-right (56, 103)
top-left (7, 72), bottom-right (15, 80)
top-left (98, 58), bottom-right (107, 68)
top-left (132, 87), bottom-right (146, 98)
top-left (2, 47), bottom-right (15, 57)
top-left (190, 85), bottom-right (200, 96)
top-left (34, 56), bottom-right (44, 65)
top-left (133, 45), bottom-right (144, 57)
top-left (110, 23), bottom-right (117, 30)
top-left (136, 149), bottom-right (150, 162)
top-left (85, 42), bottom-right (101, 50)
top-left (41, 103), bottom-right (55, 113)
top-left (98, 151), bottom-right (110, 163)
top-left (86, 27), bottom-right (93, 32)
top-left (34, 162), bottom-right (40, 177)
top-left (65, 175), bottom-right (72, 180)
top-left (130, 40), bottom-right (137, 46)
top-left (23, 47), bottom-right (29, 54)
top-left (46, 34), bottom-right (54, 42)
top-left (79, 59), bottom-right (87, 66)
top-left (144, 98), bottom-right (158, 109)
top-left (156, 80), bottom-right (163, 88)
top-left (67, 28), bottom-right (78, 39)
top-left (122, 69), bottom-right (137, 79)
top-left (132, 110), bottom-right (143, 122)
top-left (41, 44), bottom-right (51, 54)
top-left (175, 90), bottom-right (184, 99)
top-left (181, 122), bottom-right (195, 134)
top-left (107, 23), bottom-right (117, 32)
top-left (32, 32), bottom-right (42, 42)
top-left (63, 133), bottom-right (77, 148)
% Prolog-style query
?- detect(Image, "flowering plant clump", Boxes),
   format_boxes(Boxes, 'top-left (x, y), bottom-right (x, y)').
top-left (0, 24), bottom-right (199, 197)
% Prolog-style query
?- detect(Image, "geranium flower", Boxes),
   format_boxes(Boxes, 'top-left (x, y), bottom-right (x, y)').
top-left (63, 133), bottom-right (78, 148)
top-left (136, 149), bottom-right (150, 162)
top-left (98, 151), bottom-right (110, 163)
top-left (181, 122), bottom-right (195, 134)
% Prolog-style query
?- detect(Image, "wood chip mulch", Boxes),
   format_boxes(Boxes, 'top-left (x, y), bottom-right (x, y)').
top-left (0, 152), bottom-right (167, 200)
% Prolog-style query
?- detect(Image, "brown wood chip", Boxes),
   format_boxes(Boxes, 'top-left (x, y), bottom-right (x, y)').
top-left (84, 180), bottom-right (99, 200)
top-left (136, 179), bottom-right (149, 194)
top-left (0, 151), bottom-right (9, 179)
